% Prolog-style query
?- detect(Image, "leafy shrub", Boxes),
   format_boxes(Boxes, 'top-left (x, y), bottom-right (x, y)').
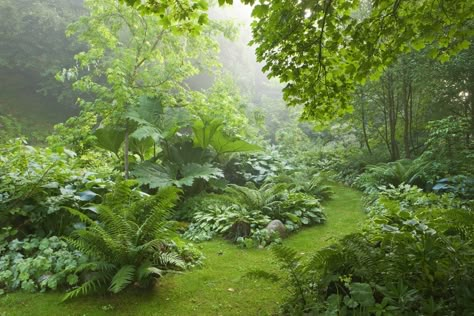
top-left (226, 148), bottom-right (292, 186)
top-left (268, 171), bottom-right (334, 202)
top-left (63, 181), bottom-right (201, 300)
top-left (422, 116), bottom-right (473, 177)
top-left (236, 228), bottom-right (282, 248)
top-left (0, 139), bottom-right (114, 239)
top-left (433, 175), bottom-right (474, 200)
top-left (354, 159), bottom-right (414, 194)
top-left (184, 204), bottom-right (270, 242)
top-left (366, 183), bottom-right (473, 214)
top-left (329, 149), bottom-right (387, 186)
top-left (211, 183), bottom-right (287, 216)
top-left (174, 193), bottom-right (225, 222)
top-left (184, 183), bottom-right (327, 243)
top-left (0, 236), bottom-right (86, 294)
top-left (278, 192), bottom-right (326, 231)
top-left (250, 190), bottom-right (474, 315)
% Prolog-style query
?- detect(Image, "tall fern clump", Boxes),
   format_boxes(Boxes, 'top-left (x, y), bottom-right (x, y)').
top-left (63, 181), bottom-right (200, 300)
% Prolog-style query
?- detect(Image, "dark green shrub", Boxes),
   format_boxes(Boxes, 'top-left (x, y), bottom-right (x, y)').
top-left (0, 139), bottom-right (115, 239)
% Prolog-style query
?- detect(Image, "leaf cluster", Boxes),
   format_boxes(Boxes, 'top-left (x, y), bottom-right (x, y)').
top-left (0, 236), bottom-right (86, 295)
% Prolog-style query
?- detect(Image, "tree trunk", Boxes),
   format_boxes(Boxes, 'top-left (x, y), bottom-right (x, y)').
top-left (402, 81), bottom-right (412, 158)
top-left (386, 72), bottom-right (400, 161)
top-left (124, 121), bottom-right (130, 179)
top-left (469, 86), bottom-right (474, 147)
top-left (360, 92), bottom-right (372, 154)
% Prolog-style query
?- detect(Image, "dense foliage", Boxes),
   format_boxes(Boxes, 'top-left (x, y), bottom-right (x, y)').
top-left (251, 186), bottom-right (474, 315)
top-left (1, 0), bottom-right (473, 314)
top-left (0, 139), bottom-right (114, 241)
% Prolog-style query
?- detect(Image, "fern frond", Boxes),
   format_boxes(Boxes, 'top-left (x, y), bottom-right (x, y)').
top-left (108, 265), bottom-right (136, 293)
top-left (63, 207), bottom-right (96, 225)
top-left (137, 261), bottom-right (162, 281)
top-left (105, 180), bottom-right (135, 212)
top-left (62, 274), bottom-right (109, 302)
top-left (271, 244), bottom-right (300, 269)
top-left (97, 205), bottom-right (132, 238)
top-left (155, 252), bottom-right (185, 270)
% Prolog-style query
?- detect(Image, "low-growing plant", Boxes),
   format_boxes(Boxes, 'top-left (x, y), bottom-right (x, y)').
top-left (184, 204), bottom-right (270, 242)
top-left (268, 171), bottom-right (334, 202)
top-left (278, 192), bottom-right (326, 230)
top-left (433, 175), bottom-right (474, 200)
top-left (236, 228), bottom-right (282, 248)
top-left (0, 236), bottom-right (86, 294)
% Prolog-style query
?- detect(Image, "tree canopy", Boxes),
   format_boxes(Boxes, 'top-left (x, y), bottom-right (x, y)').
top-left (248, 0), bottom-right (474, 120)
top-left (124, 0), bottom-right (474, 121)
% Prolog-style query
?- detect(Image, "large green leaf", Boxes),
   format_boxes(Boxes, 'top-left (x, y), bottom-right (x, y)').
top-left (129, 136), bottom-right (155, 159)
top-left (94, 127), bottom-right (125, 155)
top-left (166, 140), bottom-right (210, 165)
top-left (192, 119), bottom-right (222, 149)
top-left (132, 162), bottom-right (223, 188)
top-left (192, 118), bottom-right (261, 155)
top-left (130, 125), bottom-right (162, 142)
top-left (350, 282), bottom-right (375, 307)
top-left (132, 163), bottom-right (176, 188)
top-left (178, 163), bottom-right (224, 187)
top-left (209, 132), bottom-right (262, 154)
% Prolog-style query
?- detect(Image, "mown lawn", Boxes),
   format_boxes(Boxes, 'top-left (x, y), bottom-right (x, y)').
top-left (0, 184), bottom-right (365, 316)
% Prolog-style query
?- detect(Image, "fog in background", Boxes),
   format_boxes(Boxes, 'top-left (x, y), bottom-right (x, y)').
top-left (0, 0), bottom-right (293, 142)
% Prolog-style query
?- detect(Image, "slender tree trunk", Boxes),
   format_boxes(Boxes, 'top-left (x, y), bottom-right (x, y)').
top-left (403, 81), bottom-right (412, 158)
top-left (360, 92), bottom-right (372, 154)
top-left (382, 89), bottom-right (392, 157)
top-left (124, 120), bottom-right (130, 179)
top-left (409, 88), bottom-right (416, 154)
top-left (469, 87), bottom-right (474, 147)
top-left (386, 72), bottom-right (400, 161)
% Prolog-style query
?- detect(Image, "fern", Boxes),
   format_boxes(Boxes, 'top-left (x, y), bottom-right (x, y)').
top-left (155, 252), bottom-right (185, 270)
top-left (63, 181), bottom-right (196, 300)
top-left (61, 273), bottom-right (110, 302)
top-left (109, 265), bottom-right (136, 293)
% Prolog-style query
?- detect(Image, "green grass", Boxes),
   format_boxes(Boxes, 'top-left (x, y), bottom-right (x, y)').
top-left (0, 184), bottom-right (365, 316)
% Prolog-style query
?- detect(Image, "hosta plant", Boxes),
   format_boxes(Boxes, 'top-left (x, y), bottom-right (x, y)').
top-left (184, 204), bottom-right (270, 242)
top-left (268, 192), bottom-right (326, 232)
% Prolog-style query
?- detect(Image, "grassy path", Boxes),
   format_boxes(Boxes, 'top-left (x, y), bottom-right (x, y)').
top-left (0, 184), bottom-right (365, 316)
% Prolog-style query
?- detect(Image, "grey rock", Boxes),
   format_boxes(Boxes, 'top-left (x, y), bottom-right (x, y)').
top-left (266, 219), bottom-right (287, 238)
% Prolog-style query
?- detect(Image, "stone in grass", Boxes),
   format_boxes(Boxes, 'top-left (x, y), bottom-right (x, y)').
top-left (266, 219), bottom-right (287, 238)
